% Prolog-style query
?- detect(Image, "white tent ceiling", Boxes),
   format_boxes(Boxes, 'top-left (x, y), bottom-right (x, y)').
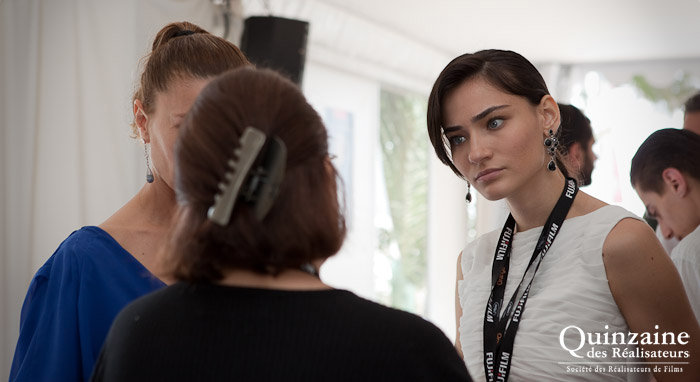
top-left (321, 0), bottom-right (700, 63)
top-left (241, 0), bottom-right (700, 92)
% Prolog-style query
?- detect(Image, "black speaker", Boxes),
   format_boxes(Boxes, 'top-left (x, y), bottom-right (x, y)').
top-left (240, 16), bottom-right (309, 85)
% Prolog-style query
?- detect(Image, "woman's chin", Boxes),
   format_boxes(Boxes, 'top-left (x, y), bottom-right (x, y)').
top-left (474, 183), bottom-right (509, 201)
top-left (475, 190), bottom-right (507, 202)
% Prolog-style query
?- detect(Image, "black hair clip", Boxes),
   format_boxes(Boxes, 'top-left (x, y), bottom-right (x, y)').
top-left (207, 127), bottom-right (287, 226)
top-left (240, 135), bottom-right (287, 220)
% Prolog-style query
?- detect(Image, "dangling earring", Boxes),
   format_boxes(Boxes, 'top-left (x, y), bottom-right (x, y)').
top-left (544, 129), bottom-right (558, 172)
top-left (144, 144), bottom-right (154, 183)
top-left (465, 181), bottom-right (472, 203)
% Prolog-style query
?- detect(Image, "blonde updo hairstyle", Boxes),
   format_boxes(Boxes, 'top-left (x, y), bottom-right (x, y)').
top-left (130, 21), bottom-right (250, 137)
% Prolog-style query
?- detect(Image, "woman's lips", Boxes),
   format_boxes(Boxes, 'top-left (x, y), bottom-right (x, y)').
top-left (475, 168), bottom-right (503, 183)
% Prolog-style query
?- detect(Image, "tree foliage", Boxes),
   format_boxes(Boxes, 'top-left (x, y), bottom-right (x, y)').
top-left (378, 89), bottom-right (429, 312)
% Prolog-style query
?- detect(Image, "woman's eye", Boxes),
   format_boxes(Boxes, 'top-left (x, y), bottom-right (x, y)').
top-left (487, 118), bottom-right (504, 129)
top-left (449, 136), bottom-right (466, 146)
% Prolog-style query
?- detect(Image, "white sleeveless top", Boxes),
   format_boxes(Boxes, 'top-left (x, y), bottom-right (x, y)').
top-left (458, 205), bottom-right (651, 381)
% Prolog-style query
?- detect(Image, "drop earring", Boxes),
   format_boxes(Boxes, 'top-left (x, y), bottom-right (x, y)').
top-left (145, 144), bottom-right (154, 183)
top-left (544, 129), bottom-right (558, 172)
top-left (465, 181), bottom-right (472, 203)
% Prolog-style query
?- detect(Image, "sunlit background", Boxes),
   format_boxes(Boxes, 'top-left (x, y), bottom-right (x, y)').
top-left (2, 0), bottom-right (700, 377)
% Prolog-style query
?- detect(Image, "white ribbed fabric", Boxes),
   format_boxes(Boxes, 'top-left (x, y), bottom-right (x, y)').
top-left (458, 205), bottom-right (651, 382)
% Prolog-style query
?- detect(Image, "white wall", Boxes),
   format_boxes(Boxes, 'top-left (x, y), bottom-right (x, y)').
top-left (302, 55), bottom-right (473, 341)
top-left (303, 62), bottom-right (380, 300)
top-left (426, 158), bottom-right (469, 340)
top-left (0, 1), bottom-right (8, 376)
top-left (300, 53), bottom-right (481, 344)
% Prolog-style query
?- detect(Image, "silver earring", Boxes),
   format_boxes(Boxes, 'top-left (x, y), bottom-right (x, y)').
top-left (465, 181), bottom-right (472, 203)
top-left (145, 144), bottom-right (154, 183)
top-left (544, 129), bottom-right (558, 172)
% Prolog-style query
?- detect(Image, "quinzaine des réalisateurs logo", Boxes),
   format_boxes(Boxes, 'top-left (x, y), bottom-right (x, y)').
top-left (558, 324), bottom-right (690, 375)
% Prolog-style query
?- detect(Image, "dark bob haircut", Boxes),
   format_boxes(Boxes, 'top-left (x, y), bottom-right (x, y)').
top-left (427, 49), bottom-right (568, 178)
top-left (630, 128), bottom-right (700, 194)
top-left (165, 67), bottom-right (346, 282)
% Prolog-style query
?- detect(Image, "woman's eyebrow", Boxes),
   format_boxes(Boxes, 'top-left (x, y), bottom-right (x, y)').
top-left (443, 125), bottom-right (461, 133)
top-left (443, 104), bottom-right (510, 133)
top-left (471, 104), bottom-right (509, 123)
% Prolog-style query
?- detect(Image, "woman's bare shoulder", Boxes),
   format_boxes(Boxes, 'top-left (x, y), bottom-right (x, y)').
top-left (603, 217), bottom-right (659, 259)
top-left (569, 191), bottom-right (608, 218)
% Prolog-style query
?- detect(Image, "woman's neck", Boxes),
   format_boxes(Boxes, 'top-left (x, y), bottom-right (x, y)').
top-left (133, 180), bottom-right (178, 227)
top-left (97, 180), bottom-right (178, 280)
top-left (99, 179), bottom-right (177, 248)
top-left (506, 170), bottom-right (567, 232)
top-left (218, 266), bottom-right (330, 291)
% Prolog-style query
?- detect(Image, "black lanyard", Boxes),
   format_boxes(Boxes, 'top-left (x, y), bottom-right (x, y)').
top-left (482, 178), bottom-right (578, 382)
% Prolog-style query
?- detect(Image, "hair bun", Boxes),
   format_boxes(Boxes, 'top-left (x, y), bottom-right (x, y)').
top-left (173, 30), bottom-right (196, 38)
top-left (151, 22), bottom-right (208, 52)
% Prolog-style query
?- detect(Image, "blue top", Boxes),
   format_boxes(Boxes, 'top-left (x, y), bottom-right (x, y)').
top-left (9, 226), bottom-right (166, 382)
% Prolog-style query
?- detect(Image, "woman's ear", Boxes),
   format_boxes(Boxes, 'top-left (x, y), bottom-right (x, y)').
top-left (539, 95), bottom-right (560, 135)
top-left (134, 99), bottom-right (150, 143)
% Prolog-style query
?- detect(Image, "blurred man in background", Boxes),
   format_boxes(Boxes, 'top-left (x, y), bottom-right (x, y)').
top-left (558, 104), bottom-right (597, 186)
top-left (646, 91), bottom-right (700, 253)
top-left (684, 91), bottom-right (700, 135)
top-left (631, 128), bottom-right (700, 320)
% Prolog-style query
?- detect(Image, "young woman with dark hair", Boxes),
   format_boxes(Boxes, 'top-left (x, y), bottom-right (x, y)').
top-left (10, 22), bottom-right (250, 382)
top-left (427, 49), bottom-right (700, 381)
top-left (91, 67), bottom-right (472, 382)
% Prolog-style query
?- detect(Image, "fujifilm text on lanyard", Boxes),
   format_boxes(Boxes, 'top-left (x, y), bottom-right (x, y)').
top-left (482, 178), bottom-right (578, 382)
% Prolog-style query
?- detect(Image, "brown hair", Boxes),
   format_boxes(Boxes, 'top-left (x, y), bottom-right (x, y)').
top-left (131, 21), bottom-right (250, 136)
top-left (631, 128), bottom-right (700, 194)
top-left (165, 67), bottom-right (346, 282)
top-left (427, 49), bottom-right (568, 178)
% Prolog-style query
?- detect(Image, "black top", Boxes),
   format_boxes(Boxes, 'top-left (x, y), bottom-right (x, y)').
top-left (91, 282), bottom-right (472, 382)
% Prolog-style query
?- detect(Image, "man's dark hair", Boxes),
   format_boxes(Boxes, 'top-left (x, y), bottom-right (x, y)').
top-left (684, 91), bottom-right (700, 114)
top-left (630, 128), bottom-right (700, 194)
top-left (558, 104), bottom-right (593, 152)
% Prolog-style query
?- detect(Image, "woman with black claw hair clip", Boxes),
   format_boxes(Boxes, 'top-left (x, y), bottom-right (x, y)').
top-left (91, 67), bottom-right (473, 382)
top-left (427, 49), bottom-right (700, 382)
